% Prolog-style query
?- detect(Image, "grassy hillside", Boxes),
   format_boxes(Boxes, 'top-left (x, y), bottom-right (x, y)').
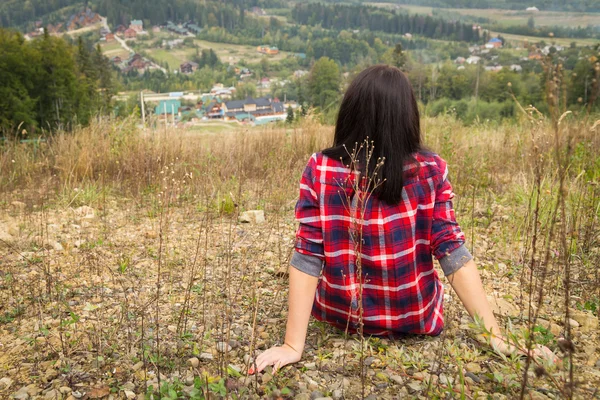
top-left (0, 113), bottom-right (599, 399)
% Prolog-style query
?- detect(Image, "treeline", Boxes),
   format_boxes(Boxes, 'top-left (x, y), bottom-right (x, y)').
top-left (376, 0), bottom-right (600, 13)
top-left (0, 0), bottom-right (286, 31)
top-left (0, 29), bottom-right (113, 133)
top-left (292, 3), bottom-right (481, 42)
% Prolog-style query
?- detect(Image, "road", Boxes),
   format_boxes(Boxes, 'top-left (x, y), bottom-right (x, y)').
top-left (101, 17), bottom-right (167, 74)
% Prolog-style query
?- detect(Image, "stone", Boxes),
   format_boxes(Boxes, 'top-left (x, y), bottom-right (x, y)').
top-left (44, 389), bottom-right (59, 400)
top-left (304, 362), bottom-right (316, 370)
top-left (0, 377), bottom-right (13, 389)
top-left (568, 318), bottom-right (579, 328)
top-left (144, 231), bottom-right (157, 239)
top-left (0, 229), bottom-right (14, 245)
top-left (199, 353), bottom-right (213, 360)
top-left (310, 391), bottom-right (325, 400)
top-left (132, 361), bottom-right (144, 371)
top-left (260, 372), bottom-right (272, 385)
top-left (465, 372), bottom-right (481, 383)
top-left (389, 375), bottom-right (403, 385)
top-left (406, 381), bottom-right (422, 394)
top-left (216, 342), bottom-right (232, 353)
top-left (295, 394), bottom-right (311, 400)
top-left (570, 310), bottom-right (598, 333)
top-left (239, 210), bottom-right (265, 224)
top-left (363, 356), bottom-right (376, 366)
top-left (188, 358), bottom-right (199, 368)
top-left (124, 390), bottom-right (136, 400)
top-left (11, 201), bottom-right (26, 210)
top-left (53, 241), bottom-right (64, 251)
top-left (332, 389), bottom-right (343, 400)
top-left (74, 206), bottom-right (95, 218)
top-left (466, 362), bottom-right (482, 374)
top-left (13, 390), bottom-right (29, 400)
top-left (59, 387), bottom-right (72, 394)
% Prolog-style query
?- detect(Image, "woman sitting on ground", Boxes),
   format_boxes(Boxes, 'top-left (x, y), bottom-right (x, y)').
top-left (251, 65), bottom-right (554, 373)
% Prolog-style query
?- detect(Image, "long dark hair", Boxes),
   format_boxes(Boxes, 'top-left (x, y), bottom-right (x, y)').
top-left (322, 64), bottom-right (422, 204)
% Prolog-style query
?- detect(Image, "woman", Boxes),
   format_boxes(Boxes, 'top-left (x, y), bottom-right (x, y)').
top-left (251, 65), bottom-right (553, 374)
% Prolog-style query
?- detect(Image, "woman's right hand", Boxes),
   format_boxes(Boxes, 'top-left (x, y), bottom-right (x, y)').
top-left (249, 343), bottom-right (302, 374)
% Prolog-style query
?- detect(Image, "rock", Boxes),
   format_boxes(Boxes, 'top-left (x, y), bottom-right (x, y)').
top-left (313, 398), bottom-right (332, 400)
top-left (44, 389), bottom-right (59, 400)
top-left (188, 358), bottom-right (199, 368)
top-left (239, 210), bottom-right (265, 224)
top-left (487, 296), bottom-right (518, 317)
top-left (132, 361), bottom-right (144, 371)
top-left (466, 362), bottom-right (482, 374)
top-left (310, 391), bottom-right (325, 400)
top-left (439, 374), bottom-right (453, 385)
top-left (363, 356), bottom-right (376, 366)
top-left (529, 391), bottom-right (550, 400)
top-left (295, 394), bottom-right (311, 400)
top-left (331, 389), bottom-right (343, 400)
top-left (12, 389), bottom-right (29, 400)
top-left (365, 395), bottom-right (377, 400)
top-left (59, 387), bottom-right (72, 395)
top-left (406, 381), bottom-right (422, 394)
top-left (570, 310), bottom-right (598, 333)
top-left (0, 229), bottom-right (14, 245)
top-left (465, 372), bottom-right (480, 383)
top-left (144, 231), bottom-right (157, 239)
top-left (53, 241), bottom-right (64, 251)
top-left (596, 360), bottom-right (600, 368)
top-left (389, 375), bottom-right (403, 385)
top-left (124, 390), bottom-right (136, 400)
top-left (304, 362), bottom-right (316, 370)
top-left (74, 206), bottom-right (95, 218)
top-left (11, 201), bottom-right (26, 210)
top-left (199, 353), bottom-right (213, 360)
top-left (216, 342), bottom-right (232, 353)
top-left (0, 377), bottom-right (13, 389)
top-left (261, 373), bottom-right (273, 385)
top-left (568, 318), bottom-right (579, 328)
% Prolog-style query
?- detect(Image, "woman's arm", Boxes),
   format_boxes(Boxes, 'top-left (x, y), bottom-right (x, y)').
top-left (250, 265), bottom-right (319, 374)
top-left (448, 259), bottom-right (554, 360)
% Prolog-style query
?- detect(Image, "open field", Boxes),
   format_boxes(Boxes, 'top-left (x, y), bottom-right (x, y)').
top-left (100, 41), bottom-right (130, 60)
top-left (366, 3), bottom-right (600, 28)
top-left (488, 31), bottom-right (600, 47)
top-left (0, 116), bottom-right (599, 399)
top-left (140, 32), bottom-right (294, 68)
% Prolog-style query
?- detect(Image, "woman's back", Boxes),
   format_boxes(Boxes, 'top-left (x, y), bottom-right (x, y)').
top-left (293, 151), bottom-right (470, 336)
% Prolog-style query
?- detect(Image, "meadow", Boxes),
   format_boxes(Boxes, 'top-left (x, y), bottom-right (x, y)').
top-left (0, 109), bottom-right (599, 399)
top-left (366, 3), bottom-right (600, 29)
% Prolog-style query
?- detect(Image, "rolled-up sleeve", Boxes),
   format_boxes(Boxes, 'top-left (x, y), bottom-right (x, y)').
top-left (431, 156), bottom-right (472, 276)
top-left (291, 154), bottom-right (325, 277)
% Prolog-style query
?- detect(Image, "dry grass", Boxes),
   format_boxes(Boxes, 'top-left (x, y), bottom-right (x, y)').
top-left (0, 113), bottom-right (599, 399)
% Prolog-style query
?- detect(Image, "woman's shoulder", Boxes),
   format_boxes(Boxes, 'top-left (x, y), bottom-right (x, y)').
top-left (406, 151), bottom-right (448, 180)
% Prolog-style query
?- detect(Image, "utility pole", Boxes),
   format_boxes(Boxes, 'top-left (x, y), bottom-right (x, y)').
top-left (140, 91), bottom-right (146, 125)
top-left (475, 61), bottom-right (480, 108)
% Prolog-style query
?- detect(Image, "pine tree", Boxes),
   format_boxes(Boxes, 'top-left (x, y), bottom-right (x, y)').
top-left (286, 106), bottom-right (294, 123)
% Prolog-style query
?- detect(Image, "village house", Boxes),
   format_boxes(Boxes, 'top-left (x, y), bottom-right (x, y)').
top-left (105, 33), bottom-right (115, 42)
top-left (155, 100), bottom-right (181, 117)
top-left (485, 38), bottom-right (503, 49)
top-left (526, 6), bottom-right (540, 12)
top-left (466, 56), bottom-right (481, 64)
top-left (454, 57), bottom-right (466, 64)
top-left (250, 7), bottom-right (266, 16)
top-left (205, 100), bottom-right (225, 119)
top-left (163, 39), bottom-right (184, 48)
top-left (223, 97), bottom-right (285, 121)
top-left (124, 28), bottom-right (137, 39)
top-left (66, 8), bottom-right (102, 31)
top-left (294, 70), bottom-right (309, 78)
top-left (257, 45), bottom-right (279, 55)
top-left (180, 61), bottom-right (199, 74)
top-left (485, 65), bottom-right (503, 72)
top-left (130, 20), bottom-right (143, 32)
top-left (529, 52), bottom-right (544, 60)
top-left (510, 64), bottom-right (523, 72)
top-left (152, 26), bottom-right (161, 33)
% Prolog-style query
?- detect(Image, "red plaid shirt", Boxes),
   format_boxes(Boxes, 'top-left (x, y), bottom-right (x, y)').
top-left (293, 152), bottom-right (467, 336)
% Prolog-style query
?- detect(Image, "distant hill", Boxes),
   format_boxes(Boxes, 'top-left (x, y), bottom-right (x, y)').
top-left (0, 0), bottom-right (284, 31)
top-left (371, 0), bottom-right (599, 13)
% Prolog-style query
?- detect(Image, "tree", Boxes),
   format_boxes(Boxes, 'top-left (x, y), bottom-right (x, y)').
top-left (308, 57), bottom-right (341, 109)
top-left (528, 16), bottom-right (535, 30)
top-left (286, 106), bottom-right (294, 123)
